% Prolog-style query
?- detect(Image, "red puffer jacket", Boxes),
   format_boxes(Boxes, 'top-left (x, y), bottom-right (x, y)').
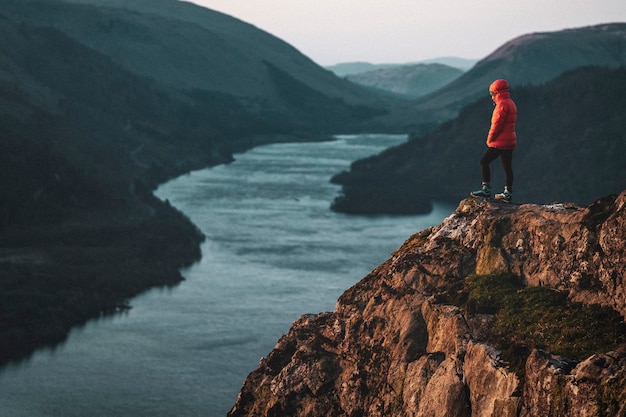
top-left (487, 80), bottom-right (517, 150)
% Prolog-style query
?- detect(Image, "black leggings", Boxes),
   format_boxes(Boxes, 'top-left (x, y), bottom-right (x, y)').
top-left (480, 147), bottom-right (513, 190)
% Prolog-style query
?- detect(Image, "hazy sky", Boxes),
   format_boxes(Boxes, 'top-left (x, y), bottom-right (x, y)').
top-left (187, 0), bottom-right (626, 66)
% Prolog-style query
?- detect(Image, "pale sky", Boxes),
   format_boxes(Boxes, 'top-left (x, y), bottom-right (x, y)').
top-left (187, 0), bottom-right (626, 66)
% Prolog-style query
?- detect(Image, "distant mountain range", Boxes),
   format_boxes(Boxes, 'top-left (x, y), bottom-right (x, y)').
top-left (343, 63), bottom-right (465, 99)
top-left (376, 23), bottom-right (626, 133)
top-left (326, 58), bottom-right (475, 100)
top-left (326, 57), bottom-right (478, 76)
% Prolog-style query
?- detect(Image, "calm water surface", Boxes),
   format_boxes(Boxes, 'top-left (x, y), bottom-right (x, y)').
top-left (0, 135), bottom-right (454, 416)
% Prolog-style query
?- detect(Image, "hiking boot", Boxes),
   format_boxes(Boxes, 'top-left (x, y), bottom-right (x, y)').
top-left (470, 183), bottom-right (491, 198)
top-left (495, 188), bottom-right (512, 202)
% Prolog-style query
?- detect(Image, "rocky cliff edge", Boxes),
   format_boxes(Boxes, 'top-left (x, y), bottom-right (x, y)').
top-left (229, 191), bottom-right (626, 417)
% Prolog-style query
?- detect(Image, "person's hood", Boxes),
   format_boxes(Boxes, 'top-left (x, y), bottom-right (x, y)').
top-left (490, 79), bottom-right (511, 101)
top-left (489, 79), bottom-right (509, 93)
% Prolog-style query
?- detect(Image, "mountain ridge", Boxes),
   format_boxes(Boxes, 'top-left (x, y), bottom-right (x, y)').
top-left (326, 57), bottom-right (477, 77)
top-left (4, 0), bottom-right (384, 108)
top-left (345, 63), bottom-right (464, 99)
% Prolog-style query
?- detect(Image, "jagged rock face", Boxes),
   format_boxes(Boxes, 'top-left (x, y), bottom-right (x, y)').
top-left (521, 349), bottom-right (626, 417)
top-left (229, 191), bottom-right (626, 417)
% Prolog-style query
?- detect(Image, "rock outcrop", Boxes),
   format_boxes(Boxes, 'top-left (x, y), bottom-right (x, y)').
top-left (229, 191), bottom-right (626, 416)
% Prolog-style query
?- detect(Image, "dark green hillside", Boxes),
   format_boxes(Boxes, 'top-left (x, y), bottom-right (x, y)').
top-left (0, 16), bottom-right (208, 363)
top-left (3, 0), bottom-right (389, 117)
top-left (331, 66), bottom-right (626, 214)
top-left (0, 14), bottom-right (233, 225)
top-left (265, 63), bottom-right (386, 128)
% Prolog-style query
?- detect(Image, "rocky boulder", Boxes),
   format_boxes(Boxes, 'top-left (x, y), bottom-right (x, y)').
top-left (229, 191), bottom-right (626, 416)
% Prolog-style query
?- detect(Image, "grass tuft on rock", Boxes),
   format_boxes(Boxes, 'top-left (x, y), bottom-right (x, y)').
top-left (461, 274), bottom-right (626, 375)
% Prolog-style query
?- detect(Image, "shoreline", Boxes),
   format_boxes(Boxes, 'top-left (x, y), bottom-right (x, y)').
top-left (0, 132), bottom-right (338, 368)
top-left (0, 197), bottom-right (204, 366)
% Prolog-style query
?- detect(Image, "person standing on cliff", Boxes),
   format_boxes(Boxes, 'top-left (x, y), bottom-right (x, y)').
top-left (470, 79), bottom-right (517, 202)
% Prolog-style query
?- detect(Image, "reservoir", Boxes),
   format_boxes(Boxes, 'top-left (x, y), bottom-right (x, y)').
top-left (0, 134), bottom-right (454, 416)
